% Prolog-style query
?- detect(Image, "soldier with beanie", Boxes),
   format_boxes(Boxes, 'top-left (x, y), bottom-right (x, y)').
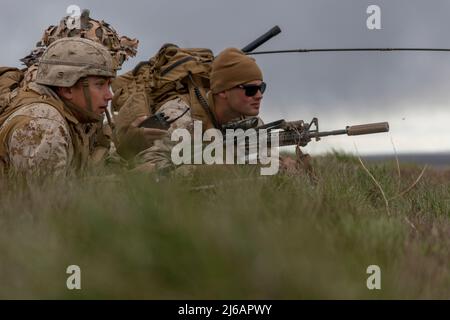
top-left (208, 47), bottom-right (265, 126)
top-left (129, 47), bottom-right (267, 173)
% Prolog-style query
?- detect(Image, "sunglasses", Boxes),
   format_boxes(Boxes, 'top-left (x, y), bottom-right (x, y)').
top-left (236, 82), bottom-right (267, 97)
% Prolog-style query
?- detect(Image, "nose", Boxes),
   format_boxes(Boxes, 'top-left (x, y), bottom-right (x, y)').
top-left (104, 86), bottom-right (113, 101)
top-left (253, 89), bottom-right (263, 100)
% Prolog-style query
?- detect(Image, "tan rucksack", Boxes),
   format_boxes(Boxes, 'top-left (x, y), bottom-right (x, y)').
top-left (0, 67), bottom-right (24, 113)
top-left (112, 43), bottom-right (216, 126)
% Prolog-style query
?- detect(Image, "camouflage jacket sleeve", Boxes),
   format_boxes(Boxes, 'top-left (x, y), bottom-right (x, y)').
top-left (89, 121), bottom-right (113, 166)
top-left (133, 97), bottom-right (192, 172)
top-left (4, 103), bottom-right (73, 176)
top-left (114, 92), bottom-right (152, 159)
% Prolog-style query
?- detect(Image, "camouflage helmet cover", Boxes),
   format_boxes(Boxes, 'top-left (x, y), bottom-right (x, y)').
top-left (35, 37), bottom-right (116, 87)
top-left (21, 9), bottom-right (138, 69)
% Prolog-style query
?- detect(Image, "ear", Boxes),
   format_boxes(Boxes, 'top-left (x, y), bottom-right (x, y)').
top-left (217, 91), bottom-right (227, 99)
top-left (56, 87), bottom-right (74, 100)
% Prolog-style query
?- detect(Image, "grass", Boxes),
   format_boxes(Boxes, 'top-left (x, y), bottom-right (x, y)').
top-left (0, 153), bottom-right (449, 299)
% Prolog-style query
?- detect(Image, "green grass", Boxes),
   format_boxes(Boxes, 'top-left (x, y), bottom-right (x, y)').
top-left (0, 154), bottom-right (449, 299)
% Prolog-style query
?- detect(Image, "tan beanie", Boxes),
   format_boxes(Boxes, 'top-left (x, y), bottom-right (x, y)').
top-left (210, 47), bottom-right (263, 94)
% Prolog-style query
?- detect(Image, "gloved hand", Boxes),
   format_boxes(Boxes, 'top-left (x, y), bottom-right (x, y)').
top-left (279, 146), bottom-right (317, 182)
top-left (116, 115), bottom-right (168, 160)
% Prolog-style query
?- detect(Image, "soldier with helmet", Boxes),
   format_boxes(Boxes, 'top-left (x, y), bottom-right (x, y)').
top-left (0, 10), bottom-right (139, 176)
top-left (0, 38), bottom-right (116, 176)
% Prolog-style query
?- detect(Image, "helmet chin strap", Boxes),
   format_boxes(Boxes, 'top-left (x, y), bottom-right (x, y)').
top-left (81, 78), bottom-right (94, 114)
top-left (61, 78), bottom-right (102, 123)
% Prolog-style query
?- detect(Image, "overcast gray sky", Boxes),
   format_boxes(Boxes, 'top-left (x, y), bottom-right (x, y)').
top-left (2, 0), bottom-right (450, 155)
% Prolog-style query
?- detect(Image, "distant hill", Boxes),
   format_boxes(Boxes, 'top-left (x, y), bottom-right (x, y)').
top-left (363, 152), bottom-right (450, 168)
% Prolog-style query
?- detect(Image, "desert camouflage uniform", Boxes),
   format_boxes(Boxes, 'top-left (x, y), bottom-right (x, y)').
top-left (0, 37), bottom-right (117, 177)
top-left (0, 83), bottom-right (98, 176)
top-left (19, 10), bottom-right (139, 156)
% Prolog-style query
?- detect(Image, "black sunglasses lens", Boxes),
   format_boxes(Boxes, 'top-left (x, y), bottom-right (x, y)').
top-left (260, 82), bottom-right (266, 94)
top-left (244, 82), bottom-right (266, 96)
top-left (245, 86), bottom-right (259, 96)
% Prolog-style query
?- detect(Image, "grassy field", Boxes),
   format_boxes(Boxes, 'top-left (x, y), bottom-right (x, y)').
top-left (0, 153), bottom-right (449, 299)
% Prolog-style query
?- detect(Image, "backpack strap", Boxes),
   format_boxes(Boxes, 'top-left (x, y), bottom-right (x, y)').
top-left (188, 73), bottom-right (219, 129)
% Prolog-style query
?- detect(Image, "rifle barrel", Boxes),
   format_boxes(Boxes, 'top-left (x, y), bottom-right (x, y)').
top-left (312, 129), bottom-right (347, 138)
top-left (308, 122), bottom-right (389, 139)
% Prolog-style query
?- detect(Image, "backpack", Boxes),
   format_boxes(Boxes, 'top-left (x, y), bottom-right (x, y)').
top-left (111, 43), bottom-right (216, 127)
top-left (0, 67), bottom-right (24, 113)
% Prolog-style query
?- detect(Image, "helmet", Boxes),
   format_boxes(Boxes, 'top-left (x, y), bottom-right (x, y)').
top-left (21, 9), bottom-right (138, 69)
top-left (36, 37), bottom-right (116, 87)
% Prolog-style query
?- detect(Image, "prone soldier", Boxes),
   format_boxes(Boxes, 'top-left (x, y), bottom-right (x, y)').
top-left (116, 47), bottom-right (312, 175)
top-left (0, 10), bottom-right (139, 173)
top-left (0, 38), bottom-right (116, 176)
top-left (19, 10), bottom-right (139, 166)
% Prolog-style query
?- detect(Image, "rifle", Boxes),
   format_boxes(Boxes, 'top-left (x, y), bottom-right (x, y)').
top-left (223, 117), bottom-right (389, 148)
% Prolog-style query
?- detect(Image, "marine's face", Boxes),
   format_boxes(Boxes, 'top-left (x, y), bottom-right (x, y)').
top-left (70, 76), bottom-right (113, 115)
top-left (225, 80), bottom-right (264, 117)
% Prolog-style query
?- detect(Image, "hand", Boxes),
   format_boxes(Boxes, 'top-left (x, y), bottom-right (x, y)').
top-left (116, 115), bottom-right (169, 160)
top-left (130, 115), bottom-right (168, 140)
